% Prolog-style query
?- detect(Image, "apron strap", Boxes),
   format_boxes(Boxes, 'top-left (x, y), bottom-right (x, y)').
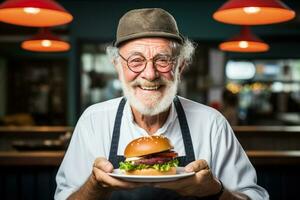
top-left (173, 96), bottom-right (196, 164)
top-left (108, 97), bottom-right (126, 168)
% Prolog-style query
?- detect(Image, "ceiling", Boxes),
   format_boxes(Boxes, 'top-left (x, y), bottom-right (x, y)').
top-left (0, 0), bottom-right (299, 43)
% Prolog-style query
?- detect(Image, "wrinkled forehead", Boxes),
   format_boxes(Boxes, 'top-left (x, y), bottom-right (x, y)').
top-left (119, 38), bottom-right (173, 56)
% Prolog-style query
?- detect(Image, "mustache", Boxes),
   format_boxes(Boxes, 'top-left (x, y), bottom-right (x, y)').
top-left (130, 78), bottom-right (170, 87)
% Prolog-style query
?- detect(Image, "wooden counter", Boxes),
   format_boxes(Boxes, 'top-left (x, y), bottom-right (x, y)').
top-left (233, 125), bottom-right (300, 133)
top-left (247, 150), bottom-right (300, 165)
top-left (0, 151), bottom-right (65, 166)
top-left (233, 126), bottom-right (300, 151)
top-left (1, 125), bottom-right (300, 166)
top-left (0, 126), bottom-right (73, 133)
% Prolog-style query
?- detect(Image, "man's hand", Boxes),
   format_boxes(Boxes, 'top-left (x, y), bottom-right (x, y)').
top-left (153, 159), bottom-right (221, 198)
top-left (68, 157), bottom-right (142, 200)
top-left (92, 157), bottom-right (142, 191)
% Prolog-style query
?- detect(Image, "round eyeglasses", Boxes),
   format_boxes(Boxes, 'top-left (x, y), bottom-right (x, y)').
top-left (118, 53), bottom-right (177, 73)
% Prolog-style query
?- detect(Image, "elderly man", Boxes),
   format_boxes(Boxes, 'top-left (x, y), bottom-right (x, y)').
top-left (55, 8), bottom-right (269, 200)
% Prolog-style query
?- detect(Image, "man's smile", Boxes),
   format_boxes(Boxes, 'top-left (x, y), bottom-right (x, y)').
top-left (139, 85), bottom-right (161, 91)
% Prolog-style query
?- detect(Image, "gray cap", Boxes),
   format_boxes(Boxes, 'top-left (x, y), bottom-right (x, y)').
top-left (114, 8), bottom-right (184, 47)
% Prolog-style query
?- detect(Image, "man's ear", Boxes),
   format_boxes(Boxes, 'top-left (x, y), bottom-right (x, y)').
top-left (178, 61), bottom-right (186, 74)
top-left (112, 59), bottom-right (120, 72)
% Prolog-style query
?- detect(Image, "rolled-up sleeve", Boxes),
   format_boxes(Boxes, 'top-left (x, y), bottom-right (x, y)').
top-left (54, 121), bottom-right (94, 200)
top-left (212, 118), bottom-right (269, 200)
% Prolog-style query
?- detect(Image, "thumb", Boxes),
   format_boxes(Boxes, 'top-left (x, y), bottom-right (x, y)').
top-left (185, 159), bottom-right (209, 173)
top-left (94, 157), bottom-right (114, 172)
top-left (184, 162), bottom-right (194, 172)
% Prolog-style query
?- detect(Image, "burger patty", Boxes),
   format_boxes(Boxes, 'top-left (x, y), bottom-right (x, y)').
top-left (133, 157), bottom-right (173, 165)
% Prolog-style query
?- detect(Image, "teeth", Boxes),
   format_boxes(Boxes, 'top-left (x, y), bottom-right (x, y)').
top-left (141, 86), bottom-right (159, 90)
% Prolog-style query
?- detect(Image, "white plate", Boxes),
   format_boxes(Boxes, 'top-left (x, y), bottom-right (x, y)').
top-left (108, 167), bottom-right (195, 182)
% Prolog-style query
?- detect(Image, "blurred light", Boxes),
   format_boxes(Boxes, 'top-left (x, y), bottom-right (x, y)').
top-left (243, 7), bottom-right (261, 14)
top-left (226, 82), bottom-right (242, 94)
top-left (239, 41), bottom-right (249, 48)
top-left (23, 7), bottom-right (40, 14)
top-left (213, 0), bottom-right (295, 25)
top-left (250, 82), bottom-right (267, 92)
top-left (264, 64), bottom-right (280, 75)
top-left (0, 0), bottom-right (73, 27)
top-left (271, 82), bottom-right (283, 92)
top-left (220, 26), bottom-right (269, 53)
top-left (21, 28), bottom-right (70, 52)
top-left (226, 60), bottom-right (256, 80)
top-left (41, 40), bottom-right (51, 47)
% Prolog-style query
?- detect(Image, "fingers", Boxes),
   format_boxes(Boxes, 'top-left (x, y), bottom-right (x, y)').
top-left (185, 159), bottom-right (209, 172)
top-left (93, 157), bottom-right (113, 172)
top-left (92, 157), bottom-right (142, 190)
top-left (153, 164), bottom-right (214, 197)
top-left (155, 159), bottom-right (210, 190)
top-left (93, 166), bottom-right (139, 189)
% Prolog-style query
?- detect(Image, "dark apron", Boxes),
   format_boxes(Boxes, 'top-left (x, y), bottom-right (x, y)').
top-left (107, 97), bottom-right (215, 200)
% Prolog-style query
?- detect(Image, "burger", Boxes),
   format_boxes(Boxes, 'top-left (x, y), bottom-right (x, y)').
top-left (119, 135), bottom-right (179, 175)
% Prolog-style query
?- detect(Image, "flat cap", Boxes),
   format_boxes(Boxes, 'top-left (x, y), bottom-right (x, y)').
top-left (115, 8), bottom-right (183, 47)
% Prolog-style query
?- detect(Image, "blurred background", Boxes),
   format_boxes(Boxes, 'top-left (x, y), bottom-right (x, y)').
top-left (0, 0), bottom-right (300, 199)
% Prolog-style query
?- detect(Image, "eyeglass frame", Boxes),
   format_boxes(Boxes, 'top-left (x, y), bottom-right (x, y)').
top-left (118, 52), bottom-right (178, 73)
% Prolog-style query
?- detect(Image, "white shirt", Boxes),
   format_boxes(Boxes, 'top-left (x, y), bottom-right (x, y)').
top-left (55, 96), bottom-right (269, 200)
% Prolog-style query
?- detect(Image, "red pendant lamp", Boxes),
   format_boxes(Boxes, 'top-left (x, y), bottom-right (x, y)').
top-left (213, 0), bottom-right (295, 25)
top-left (21, 28), bottom-right (70, 52)
top-left (0, 0), bottom-right (73, 27)
top-left (219, 26), bottom-right (269, 53)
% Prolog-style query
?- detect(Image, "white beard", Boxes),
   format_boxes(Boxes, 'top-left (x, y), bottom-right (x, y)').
top-left (119, 64), bottom-right (180, 116)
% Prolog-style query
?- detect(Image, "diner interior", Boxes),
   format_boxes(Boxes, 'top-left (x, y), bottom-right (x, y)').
top-left (0, 0), bottom-right (300, 199)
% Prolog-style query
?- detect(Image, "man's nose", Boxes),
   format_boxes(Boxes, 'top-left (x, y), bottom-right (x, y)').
top-left (141, 61), bottom-right (158, 81)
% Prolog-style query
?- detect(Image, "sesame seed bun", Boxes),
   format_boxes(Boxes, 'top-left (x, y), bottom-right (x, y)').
top-left (124, 136), bottom-right (173, 158)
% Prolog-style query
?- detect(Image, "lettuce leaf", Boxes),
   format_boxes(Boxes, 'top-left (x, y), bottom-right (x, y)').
top-left (119, 159), bottom-right (179, 172)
